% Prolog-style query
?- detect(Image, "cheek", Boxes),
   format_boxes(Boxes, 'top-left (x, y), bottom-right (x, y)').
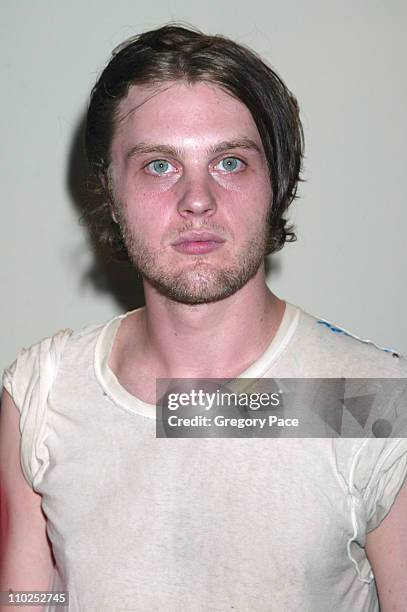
top-left (121, 210), bottom-right (167, 247)
top-left (117, 175), bottom-right (176, 222)
top-left (222, 181), bottom-right (272, 222)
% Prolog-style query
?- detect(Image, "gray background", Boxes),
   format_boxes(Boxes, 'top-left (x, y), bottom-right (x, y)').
top-left (1, 0), bottom-right (406, 373)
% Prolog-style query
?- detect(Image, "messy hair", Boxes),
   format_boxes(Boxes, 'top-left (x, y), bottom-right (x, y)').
top-left (84, 23), bottom-right (304, 260)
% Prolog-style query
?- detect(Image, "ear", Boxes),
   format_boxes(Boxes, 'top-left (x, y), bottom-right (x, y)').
top-left (98, 170), bottom-right (119, 224)
top-left (109, 205), bottom-right (119, 224)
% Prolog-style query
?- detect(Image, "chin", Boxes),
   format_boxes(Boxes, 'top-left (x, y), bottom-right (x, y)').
top-left (146, 263), bottom-right (261, 305)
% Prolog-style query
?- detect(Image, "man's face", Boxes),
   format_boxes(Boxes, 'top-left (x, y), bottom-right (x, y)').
top-left (109, 80), bottom-right (272, 305)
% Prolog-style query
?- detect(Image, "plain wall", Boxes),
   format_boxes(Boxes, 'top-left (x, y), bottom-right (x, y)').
top-left (1, 0), bottom-right (406, 373)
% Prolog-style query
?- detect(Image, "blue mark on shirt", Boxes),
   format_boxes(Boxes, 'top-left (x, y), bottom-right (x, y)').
top-left (316, 320), bottom-right (399, 357)
top-left (317, 320), bottom-right (351, 336)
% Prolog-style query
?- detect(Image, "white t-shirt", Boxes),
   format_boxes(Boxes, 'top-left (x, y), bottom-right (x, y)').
top-left (2, 302), bottom-right (407, 611)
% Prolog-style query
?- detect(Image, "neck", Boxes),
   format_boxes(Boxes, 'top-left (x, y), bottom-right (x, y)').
top-left (133, 265), bottom-right (285, 379)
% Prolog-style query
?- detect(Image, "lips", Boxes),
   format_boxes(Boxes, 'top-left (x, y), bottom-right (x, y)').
top-left (171, 231), bottom-right (225, 255)
top-left (172, 231), bottom-right (225, 246)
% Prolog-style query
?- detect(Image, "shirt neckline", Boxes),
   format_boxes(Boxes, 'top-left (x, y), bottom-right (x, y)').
top-left (94, 301), bottom-right (300, 419)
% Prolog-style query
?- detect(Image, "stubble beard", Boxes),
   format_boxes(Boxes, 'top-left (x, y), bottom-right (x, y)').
top-left (116, 208), bottom-right (271, 306)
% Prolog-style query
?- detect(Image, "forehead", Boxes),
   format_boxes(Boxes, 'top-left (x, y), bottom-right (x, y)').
top-left (112, 81), bottom-right (263, 153)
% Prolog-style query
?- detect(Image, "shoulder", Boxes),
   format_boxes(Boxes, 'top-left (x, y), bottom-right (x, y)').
top-left (295, 306), bottom-right (407, 377)
top-left (2, 315), bottom-right (117, 406)
top-left (1, 316), bottom-right (120, 489)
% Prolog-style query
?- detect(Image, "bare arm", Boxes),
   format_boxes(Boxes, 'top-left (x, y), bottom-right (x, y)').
top-left (0, 388), bottom-right (55, 610)
top-left (365, 476), bottom-right (407, 611)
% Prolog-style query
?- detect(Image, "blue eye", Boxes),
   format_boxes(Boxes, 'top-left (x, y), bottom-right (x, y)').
top-left (217, 157), bottom-right (245, 172)
top-left (145, 159), bottom-right (173, 175)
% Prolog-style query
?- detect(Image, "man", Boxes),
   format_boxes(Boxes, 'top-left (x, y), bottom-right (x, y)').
top-left (1, 24), bottom-right (406, 611)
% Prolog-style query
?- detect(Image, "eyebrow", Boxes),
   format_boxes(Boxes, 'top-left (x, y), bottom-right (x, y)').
top-left (125, 138), bottom-right (263, 161)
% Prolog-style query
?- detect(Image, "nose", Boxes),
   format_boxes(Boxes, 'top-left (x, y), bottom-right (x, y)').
top-left (176, 171), bottom-right (217, 219)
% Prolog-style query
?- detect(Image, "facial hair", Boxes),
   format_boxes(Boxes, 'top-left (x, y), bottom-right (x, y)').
top-left (114, 203), bottom-right (271, 306)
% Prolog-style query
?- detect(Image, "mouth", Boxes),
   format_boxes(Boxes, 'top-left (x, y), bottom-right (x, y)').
top-left (171, 232), bottom-right (225, 255)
